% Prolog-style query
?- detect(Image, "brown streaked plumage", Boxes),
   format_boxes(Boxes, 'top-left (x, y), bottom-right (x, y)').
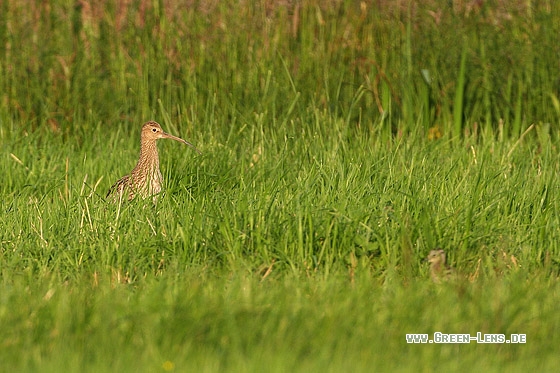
top-left (425, 248), bottom-right (454, 283)
top-left (106, 121), bottom-right (201, 202)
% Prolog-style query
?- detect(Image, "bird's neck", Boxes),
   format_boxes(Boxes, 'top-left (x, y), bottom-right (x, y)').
top-left (133, 141), bottom-right (160, 174)
top-left (431, 261), bottom-right (443, 273)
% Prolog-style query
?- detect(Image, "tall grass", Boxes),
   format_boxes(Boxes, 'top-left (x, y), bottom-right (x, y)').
top-left (1, 1), bottom-right (560, 371)
top-left (1, 1), bottom-right (559, 138)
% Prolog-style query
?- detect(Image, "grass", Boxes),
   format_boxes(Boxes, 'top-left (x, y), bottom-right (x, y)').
top-left (1, 272), bottom-right (559, 372)
top-left (1, 0), bottom-right (560, 371)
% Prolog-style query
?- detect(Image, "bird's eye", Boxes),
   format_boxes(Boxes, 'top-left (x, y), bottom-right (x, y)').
top-left (152, 128), bottom-right (157, 132)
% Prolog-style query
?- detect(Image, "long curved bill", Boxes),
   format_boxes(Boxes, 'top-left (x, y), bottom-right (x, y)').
top-left (161, 132), bottom-right (202, 155)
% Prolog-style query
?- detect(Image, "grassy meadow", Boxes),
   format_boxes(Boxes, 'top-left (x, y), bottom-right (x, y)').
top-left (1, 0), bottom-right (560, 371)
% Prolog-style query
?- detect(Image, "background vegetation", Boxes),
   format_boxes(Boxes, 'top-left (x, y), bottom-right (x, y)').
top-left (1, 0), bottom-right (559, 371)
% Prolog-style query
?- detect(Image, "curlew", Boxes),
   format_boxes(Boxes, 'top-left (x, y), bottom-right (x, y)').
top-left (425, 248), bottom-right (454, 283)
top-left (106, 121), bottom-right (201, 202)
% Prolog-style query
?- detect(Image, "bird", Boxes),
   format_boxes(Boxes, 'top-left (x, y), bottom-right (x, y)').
top-left (106, 121), bottom-right (201, 202)
top-left (425, 248), bottom-right (454, 283)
